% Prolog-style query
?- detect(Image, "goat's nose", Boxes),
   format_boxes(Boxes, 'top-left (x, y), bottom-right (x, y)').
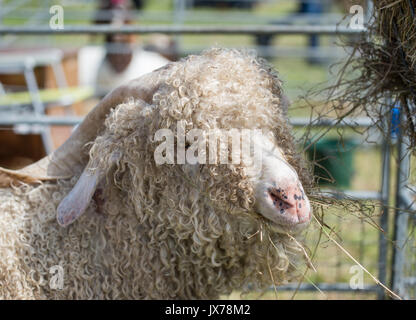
top-left (268, 184), bottom-right (310, 224)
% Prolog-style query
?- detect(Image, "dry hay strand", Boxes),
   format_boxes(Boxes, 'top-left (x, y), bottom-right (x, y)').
top-left (291, 189), bottom-right (403, 300)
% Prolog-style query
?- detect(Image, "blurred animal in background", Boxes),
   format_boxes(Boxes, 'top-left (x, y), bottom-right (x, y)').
top-left (92, 0), bottom-right (177, 95)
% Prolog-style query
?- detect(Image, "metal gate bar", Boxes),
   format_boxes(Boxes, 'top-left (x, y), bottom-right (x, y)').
top-left (391, 104), bottom-right (414, 299)
top-left (0, 25), bottom-right (365, 36)
top-left (377, 111), bottom-right (391, 299)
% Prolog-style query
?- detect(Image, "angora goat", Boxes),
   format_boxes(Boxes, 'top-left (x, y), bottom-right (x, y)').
top-left (0, 48), bottom-right (313, 299)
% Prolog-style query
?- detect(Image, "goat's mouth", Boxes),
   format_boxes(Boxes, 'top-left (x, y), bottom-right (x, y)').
top-left (254, 185), bottom-right (312, 234)
top-left (260, 213), bottom-right (311, 235)
top-left (265, 217), bottom-right (311, 235)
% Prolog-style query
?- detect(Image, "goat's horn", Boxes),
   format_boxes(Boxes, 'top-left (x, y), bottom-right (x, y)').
top-left (0, 66), bottom-right (168, 188)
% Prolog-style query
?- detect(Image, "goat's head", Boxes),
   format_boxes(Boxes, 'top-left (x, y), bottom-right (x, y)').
top-left (1, 50), bottom-right (312, 237)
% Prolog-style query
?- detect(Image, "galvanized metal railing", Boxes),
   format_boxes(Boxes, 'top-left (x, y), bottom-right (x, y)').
top-left (0, 24), bottom-right (365, 36)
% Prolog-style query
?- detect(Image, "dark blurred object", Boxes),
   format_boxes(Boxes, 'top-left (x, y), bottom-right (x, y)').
top-left (132, 0), bottom-right (144, 10)
top-left (335, 0), bottom-right (366, 12)
top-left (255, 0), bottom-right (325, 64)
top-left (299, 0), bottom-right (323, 64)
top-left (0, 130), bottom-right (47, 170)
top-left (94, 0), bottom-right (135, 74)
top-left (307, 138), bottom-right (357, 188)
top-left (93, 0), bottom-right (132, 24)
top-left (192, 0), bottom-right (258, 9)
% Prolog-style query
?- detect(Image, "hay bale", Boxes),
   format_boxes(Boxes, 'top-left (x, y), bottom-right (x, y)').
top-left (322, 0), bottom-right (416, 150)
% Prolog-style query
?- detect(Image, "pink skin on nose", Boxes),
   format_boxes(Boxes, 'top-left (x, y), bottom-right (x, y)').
top-left (267, 184), bottom-right (310, 224)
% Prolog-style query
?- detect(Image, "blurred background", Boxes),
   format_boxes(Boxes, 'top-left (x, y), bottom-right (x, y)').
top-left (0, 0), bottom-right (360, 162)
top-left (0, 0), bottom-right (414, 300)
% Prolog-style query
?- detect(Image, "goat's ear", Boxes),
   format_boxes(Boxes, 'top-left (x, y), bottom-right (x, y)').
top-left (56, 151), bottom-right (121, 227)
top-left (57, 165), bottom-right (101, 227)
